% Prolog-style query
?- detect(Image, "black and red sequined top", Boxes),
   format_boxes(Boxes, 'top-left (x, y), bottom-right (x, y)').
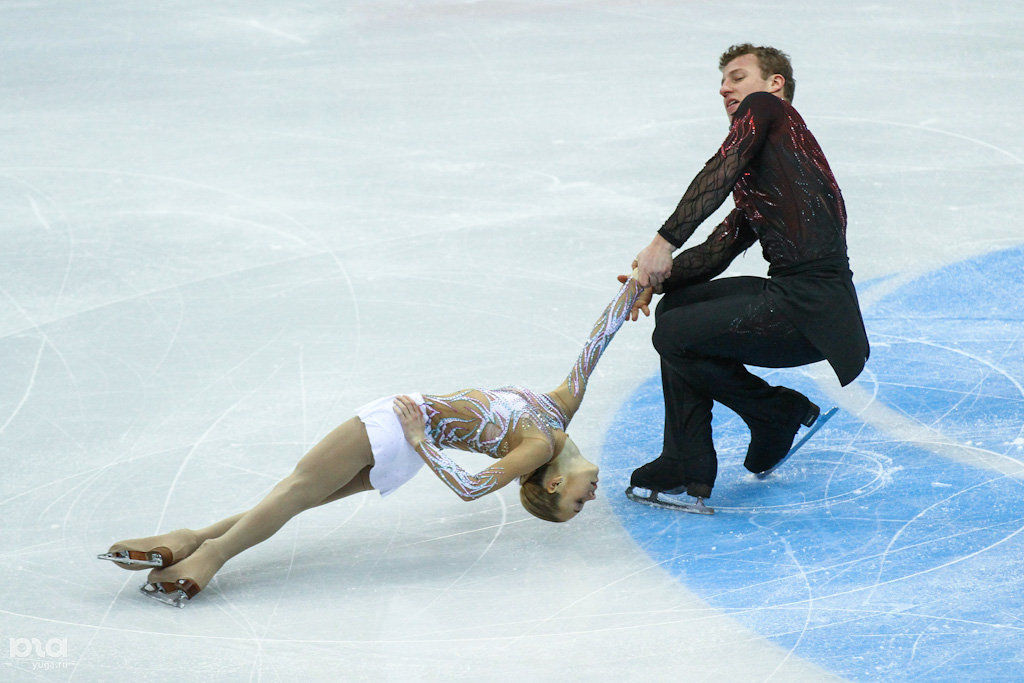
top-left (656, 91), bottom-right (869, 385)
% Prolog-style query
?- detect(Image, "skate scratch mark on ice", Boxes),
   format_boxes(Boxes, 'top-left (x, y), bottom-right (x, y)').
top-left (37, 461), bottom-right (104, 519)
top-left (758, 517), bottom-right (1024, 613)
top-left (26, 193), bottom-right (52, 232)
top-left (361, 487), bottom-right (404, 588)
top-left (815, 375), bottom-right (1024, 480)
top-left (915, 646), bottom-right (965, 679)
top-left (864, 475), bottom-right (1013, 606)
top-left (153, 364), bottom-right (287, 534)
top-left (0, 539), bottom-right (65, 559)
top-left (400, 517), bottom-right (529, 547)
top-left (219, 463), bottom-right (282, 480)
top-left (818, 364), bottom-right (879, 512)
top-left (0, 336), bottom-right (44, 436)
top-left (363, 297), bottom-right (580, 344)
top-left (299, 347), bottom-right (307, 446)
top-left (455, 26), bottom-right (500, 86)
top-left (812, 367), bottom-right (880, 525)
top-left (0, 252), bottom-right (318, 343)
top-left (8, 600), bottom-right (1019, 647)
top-left (877, 336), bottom-right (1024, 429)
top-left (468, 264), bottom-right (611, 293)
top-left (0, 287), bottom-right (76, 383)
top-left (29, 194), bottom-right (76, 315)
top-left (906, 606), bottom-right (963, 666)
top-left (816, 115), bottom-right (1024, 166)
top-left (884, 333), bottom-right (1024, 412)
top-left (754, 527), bottom-right (814, 682)
top-left (0, 463), bottom-right (116, 509)
top-left (151, 288), bottom-right (185, 374)
top-left (484, 160), bottom-right (563, 191)
top-left (61, 460), bottom-right (133, 587)
top-left (314, 494), bottom-right (370, 542)
top-left (209, 582), bottom-right (271, 675)
top-left (411, 491), bottom-right (509, 619)
top-left (925, 367), bottom-right (995, 430)
top-left (27, 193), bottom-right (73, 315)
top-left (242, 18), bottom-right (308, 44)
top-left (821, 409), bottom-right (874, 520)
top-left (126, 327), bottom-right (286, 471)
top-left (113, 209), bottom-right (312, 249)
top-left (0, 166), bottom-right (364, 388)
top-left (260, 531), bottom-right (301, 646)
top-left (0, 604), bottom-right (808, 644)
top-left (68, 571), bottom-right (136, 681)
top-left (503, 543), bottom-right (721, 647)
top-left (710, 452), bottom-right (889, 514)
top-left (700, 516), bottom-right (1023, 606)
top-left (996, 327), bottom-right (1024, 445)
top-left (868, 379), bottom-right (1016, 403)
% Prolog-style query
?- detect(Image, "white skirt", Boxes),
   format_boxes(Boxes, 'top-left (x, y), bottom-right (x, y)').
top-left (356, 393), bottom-right (428, 497)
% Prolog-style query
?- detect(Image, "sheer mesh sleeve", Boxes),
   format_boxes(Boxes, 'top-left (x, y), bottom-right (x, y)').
top-left (413, 441), bottom-right (505, 500)
top-left (412, 437), bottom-right (550, 501)
top-left (657, 93), bottom-right (777, 249)
top-left (558, 277), bottom-right (645, 418)
top-left (660, 208), bottom-right (757, 294)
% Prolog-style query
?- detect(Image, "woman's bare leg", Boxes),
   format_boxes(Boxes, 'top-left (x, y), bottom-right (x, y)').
top-left (146, 417), bottom-right (374, 591)
top-left (187, 464), bottom-right (371, 541)
top-left (109, 465), bottom-right (372, 571)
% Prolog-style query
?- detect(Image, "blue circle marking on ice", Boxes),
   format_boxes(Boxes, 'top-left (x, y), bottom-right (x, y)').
top-left (603, 244), bottom-right (1024, 680)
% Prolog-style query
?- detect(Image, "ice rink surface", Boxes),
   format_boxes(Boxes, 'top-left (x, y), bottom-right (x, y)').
top-left (2, 0), bottom-right (1023, 680)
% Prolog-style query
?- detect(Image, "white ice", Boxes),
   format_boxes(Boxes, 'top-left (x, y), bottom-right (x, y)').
top-left (2, 1), bottom-right (1022, 680)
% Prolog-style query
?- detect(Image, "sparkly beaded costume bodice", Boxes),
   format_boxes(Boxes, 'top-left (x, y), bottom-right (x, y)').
top-left (422, 386), bottom-right (568, 458)
top-left (405, 277), bottom-right (645, 502)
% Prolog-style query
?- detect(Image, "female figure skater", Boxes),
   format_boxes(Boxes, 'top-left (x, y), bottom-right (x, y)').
top-left (98, 272), bottom-right (649, 607)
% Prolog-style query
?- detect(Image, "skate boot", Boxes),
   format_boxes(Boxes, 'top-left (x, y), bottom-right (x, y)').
top-left (629, 455), bottom-right (687, 495)
top-left (755, 406), bottom-right (838, 479)
top-left (98, 547), bottom-right (174, 569)
top-left (98, 529), bottom-right (199, 570)
top-left (140, 579), bottom-right (201, 608)
top-left (744, 388), bottom-right (836, 478)
top-left (626, 457), bottom-right (714, 515)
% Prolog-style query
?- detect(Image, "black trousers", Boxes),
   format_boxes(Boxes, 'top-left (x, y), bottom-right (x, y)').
top-left (651, 276), bottom-right (825, 489)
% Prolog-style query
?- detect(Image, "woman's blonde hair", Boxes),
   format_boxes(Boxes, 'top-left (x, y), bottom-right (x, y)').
top-left (519, 464), bottom-right (564, 523)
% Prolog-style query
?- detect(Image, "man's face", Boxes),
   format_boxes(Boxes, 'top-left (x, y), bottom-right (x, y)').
top-left (719, 53), bottom-right (777, 120)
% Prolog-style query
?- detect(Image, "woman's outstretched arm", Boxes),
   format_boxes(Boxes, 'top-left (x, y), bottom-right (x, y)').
top-left (550, 273), bottom-right (649, 422)
top-left (393, 395), bottom-right (551, 501)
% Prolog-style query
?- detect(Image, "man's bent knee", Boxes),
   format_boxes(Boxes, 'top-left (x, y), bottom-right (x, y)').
top-left (652, 318), bottom-right (701, 360)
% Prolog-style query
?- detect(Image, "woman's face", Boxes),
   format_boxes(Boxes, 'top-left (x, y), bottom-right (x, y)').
top-left (555, 456), bottom-right (599, 521)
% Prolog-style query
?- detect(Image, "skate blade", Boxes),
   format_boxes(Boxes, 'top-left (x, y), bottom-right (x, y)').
top-left (97, 548), bottom-right (169, 568)
top-left (756, 406), bottom-right (839, 480)
top-left (625, 487), bottom-right (714, 515)
top-left (139, 580), bottom-right (199, 608)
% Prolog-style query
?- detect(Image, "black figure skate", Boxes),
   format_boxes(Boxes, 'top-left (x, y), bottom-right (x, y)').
top-left (754, 405), bottom-right (838, 479)
top-left (625, 457), bottom-right (714, 515)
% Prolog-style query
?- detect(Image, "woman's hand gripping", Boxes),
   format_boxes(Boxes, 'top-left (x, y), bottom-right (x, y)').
top-left (393, 395), bottom-right (427, 448)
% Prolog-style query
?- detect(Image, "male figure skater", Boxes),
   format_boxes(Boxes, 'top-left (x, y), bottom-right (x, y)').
top-left (628, 44), bottom-right (869, 508)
